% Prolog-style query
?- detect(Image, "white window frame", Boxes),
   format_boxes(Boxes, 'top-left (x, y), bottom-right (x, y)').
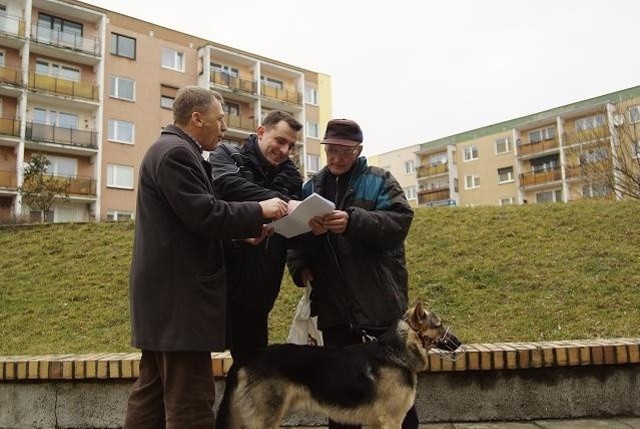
top-left (261, 76), bottom-right (284, 89)
top-left (499, 197), bottom-right (515, 206)
top-left (108, 119), bottom-right (135, 144)
top-left (107, 209), bottom-right (133, 221)
top-left (304, 86), bottom-right (318, 105)
top-left (529, 126), bottom-right (556, 143)
top-left (109, 75), bottom-right (135, 101)
top-left (161, 47), bottom-right (184, 72)
top-left (536, 189), bottom-right (563, 203)
top-left (306, 121), bottom-right (319, 139)
top-left (35, 58), bottom-right (80, 81)
top-left (497, 166), bottom-right (514, 184)
top-left (160, 95), bottom-right (174, 109)
top-left (465, 174), bottom-right (480, 189)
top-left (575, 114), bottom-right (606, 131)
top-left (306, 153), bottom-right (320, 172)
top-left (33, 107), bottom-right (78, 128)
top-left (404, 186), bottom-right (417, 200)
top-left (463, 146), bottom-right (478, 162)
top-left (107, 164), bottom-right (134, 189)
top-left (629, 105), bottom-right (640, 124)
top-left (404, 160), bottom-right (415, 174)
top-left (495, 137), bottom-right (511, 154)
top-left (210, 62), bottom-right (238, 77)
top-left (44, 155), bottom-right (77, 177)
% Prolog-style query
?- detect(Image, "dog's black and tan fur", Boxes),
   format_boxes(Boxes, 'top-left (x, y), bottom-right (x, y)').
top-left (215, 302), bottom-right (461, 429)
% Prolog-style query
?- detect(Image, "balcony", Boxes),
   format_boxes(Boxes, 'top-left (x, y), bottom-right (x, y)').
top-left (0, 65), bottom-right (22, 87)
top-left (0, 14), bottom-right (26, 39)
top-left (519, 167), bottom-right (562, 187)
top-left (261, 84), bottom-right (301, 105)
top-left (31, 25), bottom-right (100, 57)
top-left (210, 71), bottom-right (256, 95)
top-left (64, 175), bottom-right (97, 196)
top-left (26, 121), bottom-right (98, 149)
top-left (0, 117), bottom-right (21, 137)
top-left (518, 138), bottom-right (559, 157)
top-left (226, 115), bottom-right (255, 132)
top-left (0, 169), bottom-right (17, 189)
top-left (28, 72), bottom-right (99, 101)
top-left (417, 162), bottom-right (448, 178)
top-left (418, 187), bottom-right (450, 205)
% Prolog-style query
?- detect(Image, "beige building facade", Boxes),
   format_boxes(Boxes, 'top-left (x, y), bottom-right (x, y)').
top-left (0, 0), bottom-right (331, 222)
top-left (368, 144), bottom-right (420, 207)
top-left (375, 85), bottom-right (640, 208)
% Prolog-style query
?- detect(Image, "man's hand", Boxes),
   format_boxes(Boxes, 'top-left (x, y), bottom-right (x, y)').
top-left (309, 215), bottom-right (328, 235)
top-left (245, 224), bottom-right (274, 245)
top-left (321, 210), bottom-right (349, 234)
top-left (259, 197), bottom-right (288, 220)
top-left (287, 199), bottom-right (301, 214)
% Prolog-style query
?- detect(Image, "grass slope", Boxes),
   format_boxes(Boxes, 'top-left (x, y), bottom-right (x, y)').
top-left (1, 200), bottom-right (638, 355)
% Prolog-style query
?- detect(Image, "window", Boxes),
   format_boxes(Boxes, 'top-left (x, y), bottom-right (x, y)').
top-left (223, 102), bottom-right (240, 117)
top-left (36, 59), bottom-right (80, 81)
top-left (536, 189), bottom-right (562, 203)
top-left (44, 155), bottom-right (76, 177)
top-left (36, 13), bottom-right (82, 48)
top-left (306, 121), bottom-right (319, 138)
top-left (160, 95), bottom-right (174, 109)
top-left (110, 33), bottom-right (136, 59)
top-left (404, 186), bottom-right (417, 200)
top-left (210, 62), bottom-right (238, 77)
top-left (582, 184), bottom-right (611, 199)
top-left (107, 209), bottom-right (132, 221)
top-left (307, 154), bottom-right (320, 172)
top-left (463, 146), bottom-right (478, 161)
top-left (529, 126), bottom-right (556, 143)
top-left (499, 197), bottom-right (515, 206)
top-left (107, 164), bottom-right (134, 189)
top-left (404, 160), bottom-right (415, 174)
top-left (629, 106), bottom-right (640, 124)
top-left (305, 86), bottom-right (318, 105)
top-left (261, 76), bottom-right (284, 89)
top-left (109, 76), bottom-right (135, 101)
top-left (579, 148), bottom-right (608, 165)
top-left (531, 155), bottom-right (559, 173)
top-left (498, 166), bottom-right (514, 183)
top-left (465, 174), bottom-right (480, 189)
top-left (495, 137), bottom-right (511, 154)
top-left (575, 114), bottom-right (606, 131)
top-left (33, 108), bottom-right (77, 128)
top-left (161, 47), bottom-right (184, 71)
top-left (108, 119), bottom-right (134, 144)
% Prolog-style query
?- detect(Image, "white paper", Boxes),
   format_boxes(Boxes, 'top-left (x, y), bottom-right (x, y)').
top-left (272, 193), bottom-right (335, 238)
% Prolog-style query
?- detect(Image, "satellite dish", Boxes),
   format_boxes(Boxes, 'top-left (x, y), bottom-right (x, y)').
top-left (612, 114), bottom-right (624, 127)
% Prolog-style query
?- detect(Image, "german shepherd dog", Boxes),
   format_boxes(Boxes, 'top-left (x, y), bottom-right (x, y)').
top-left (215, 302), bottom-right (461, 429)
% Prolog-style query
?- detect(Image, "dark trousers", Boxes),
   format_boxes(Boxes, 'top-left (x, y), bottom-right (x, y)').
top-left (322, 325), bottom-right (420, 429)
top-left (228, 300), bottom-right (269, 359)
top-left (123, 350), bottom-right (215, 429)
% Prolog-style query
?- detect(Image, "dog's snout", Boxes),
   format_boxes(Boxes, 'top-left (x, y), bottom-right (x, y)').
top-left (435, 329), bottom-right (462, 352)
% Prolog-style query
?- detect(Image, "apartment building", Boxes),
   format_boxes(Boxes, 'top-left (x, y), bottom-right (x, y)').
top-left (375, 85), bottom-right (640, 208)
top-left (368, 144), bottom-right (420, 207)
top-left (0, 0), bottom-right (331, 222)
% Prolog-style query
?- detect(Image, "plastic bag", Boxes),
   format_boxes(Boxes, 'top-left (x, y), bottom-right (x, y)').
top-left (286, 283), bottom-right (323, 346)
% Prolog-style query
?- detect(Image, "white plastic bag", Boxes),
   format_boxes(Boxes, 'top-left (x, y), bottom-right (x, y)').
top-left (286, 283), bottom-right (323, 346)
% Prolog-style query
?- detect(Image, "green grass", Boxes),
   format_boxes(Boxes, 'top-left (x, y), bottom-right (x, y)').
top-left (1, 199), bottom-right (639, 355)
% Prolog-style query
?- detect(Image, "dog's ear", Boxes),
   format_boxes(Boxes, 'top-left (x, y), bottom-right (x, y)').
top-left (409, 300), bottom-right (429, 328)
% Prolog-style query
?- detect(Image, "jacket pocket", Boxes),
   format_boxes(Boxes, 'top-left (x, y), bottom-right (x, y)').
top-left (197, 265), bottom-right (226, 292)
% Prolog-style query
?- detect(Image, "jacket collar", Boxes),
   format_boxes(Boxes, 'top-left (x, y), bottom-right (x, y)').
top-left (162, 124), bottom-right (203, 153)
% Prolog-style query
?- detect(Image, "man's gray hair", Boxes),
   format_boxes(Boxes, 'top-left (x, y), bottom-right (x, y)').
top-left (173, 86), bottom-right (224, 125)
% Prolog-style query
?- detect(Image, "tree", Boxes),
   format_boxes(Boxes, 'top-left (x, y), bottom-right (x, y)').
top-left (18, 154), bottom-right (70, 223)
top-left (563, 100), bottom-right (640, 200)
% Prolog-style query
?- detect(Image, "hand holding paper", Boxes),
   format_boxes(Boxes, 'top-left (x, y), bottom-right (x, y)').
top-left (272, 193), bottom-right (335, 238)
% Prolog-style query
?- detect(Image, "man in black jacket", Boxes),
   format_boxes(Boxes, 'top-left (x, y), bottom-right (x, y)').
top-left (209, 110), bottom-right (303, 357)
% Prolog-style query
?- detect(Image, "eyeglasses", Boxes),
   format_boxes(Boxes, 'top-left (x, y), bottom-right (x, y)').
top-left (325, 146), bottom-right (360, 157)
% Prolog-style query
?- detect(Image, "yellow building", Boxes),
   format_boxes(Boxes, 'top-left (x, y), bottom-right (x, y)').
top-left (0, 0), bottom-right (331, 222)
top-left (415, 85), bottom-right (640, 207)
top-left (368, 145), bottom-right (420, 207)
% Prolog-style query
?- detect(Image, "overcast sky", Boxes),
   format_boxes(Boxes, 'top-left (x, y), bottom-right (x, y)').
top-left (84, 0), bottom-right (640, 156)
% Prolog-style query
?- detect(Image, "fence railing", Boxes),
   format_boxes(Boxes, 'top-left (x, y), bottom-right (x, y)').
top-left (0, 117), bottom-right (20, 137)
top-left (518, 138), bottom-right (559, 156)
top-left (519, 167), bottom-right (562, 186)
top-left (418, 187), bottom-right (450, 205)
top-left (28, 72), bottom-right (99, 101)
top-left (226, 115), bottom-right (255, 131)
top-left (417, 162), bottom-right (448, 178)
top-left (0, 14), bottom-right (26, 37)
top-left (26, 121), bottom-right (98, 148)
top-left (0, 169), bottom-right (17, 188)
top-left (210, 71), bottom-right (257, 95)
top-left (261, 84), bottom-right (302, 105)
top-left (31, 25), bottom-right (100, 57)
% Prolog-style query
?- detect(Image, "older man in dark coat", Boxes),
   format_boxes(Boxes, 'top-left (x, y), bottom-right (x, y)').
top-left (123, 86), bottom-right (287, 428)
